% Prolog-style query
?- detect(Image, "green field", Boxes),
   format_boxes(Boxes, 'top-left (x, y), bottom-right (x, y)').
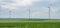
top-left (0, 18), bottom-right (60, 28)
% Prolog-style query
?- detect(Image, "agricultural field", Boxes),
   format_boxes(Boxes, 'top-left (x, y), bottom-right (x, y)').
top-left (0, 18), bottom-right (60, 28)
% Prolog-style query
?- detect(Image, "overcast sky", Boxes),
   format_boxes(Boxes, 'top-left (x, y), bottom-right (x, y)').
top-left (0, 0), bottom-right (60, 19)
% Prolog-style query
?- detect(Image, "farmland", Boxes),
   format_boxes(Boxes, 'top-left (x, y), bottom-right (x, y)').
top-left (0, 18), bottom-right (60, 28)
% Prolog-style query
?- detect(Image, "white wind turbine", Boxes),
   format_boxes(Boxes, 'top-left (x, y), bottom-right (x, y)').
top-left (7, 6), bottom-right (15, 18)
top-left (0, 5), bottom-right (1, 18)
top-left (48, 0), bottom-right (55, 19)
top-left (29, 8), bottom-right (30, 19)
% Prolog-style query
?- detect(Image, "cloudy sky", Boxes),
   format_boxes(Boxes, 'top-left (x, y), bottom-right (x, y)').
top-left (0, 0), bottom-right (60, 19)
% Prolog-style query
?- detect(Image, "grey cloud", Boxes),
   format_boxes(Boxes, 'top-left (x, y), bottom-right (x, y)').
top-left (1, 0), bottom-right (14, 3)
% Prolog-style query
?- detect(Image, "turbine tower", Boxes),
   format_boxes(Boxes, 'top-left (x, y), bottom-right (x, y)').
top-left (0, 6), bottom-right (1, 16)
top-left (48, 0), bottom-right (55, 19)
top-left (48, 6), bottom-right (50, 19)
top-left (48, 3), bottom-right (52, 19)
top-left (9, 10), bottom-right (11, 18)
top-left (29, 8), bottom-right (30, 19)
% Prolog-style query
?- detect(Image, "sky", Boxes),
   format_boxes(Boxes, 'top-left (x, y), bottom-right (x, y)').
top-left (0, 0), bottom-right (60, 19)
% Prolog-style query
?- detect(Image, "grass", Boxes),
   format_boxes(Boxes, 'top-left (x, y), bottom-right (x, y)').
top-left (0, 19), bottom-right (60, 28)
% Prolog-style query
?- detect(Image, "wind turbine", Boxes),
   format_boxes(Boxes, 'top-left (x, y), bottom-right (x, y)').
top-left (0, 5), bottom-right (1, 18)
top-left (8, 9), bottom-right (15, 18)
top-left (48, 4), bottom-right (52, 19)
top-left (29, 8), bottom-right (30, 19)
top-left (7, 6), bottom-right (15, 18)
top-left (9, 10), bottom-right (12, 18)
top-left (48, 0), bottom-right (53, 19)
top-left (48, 6), bottom-right (51, 19)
